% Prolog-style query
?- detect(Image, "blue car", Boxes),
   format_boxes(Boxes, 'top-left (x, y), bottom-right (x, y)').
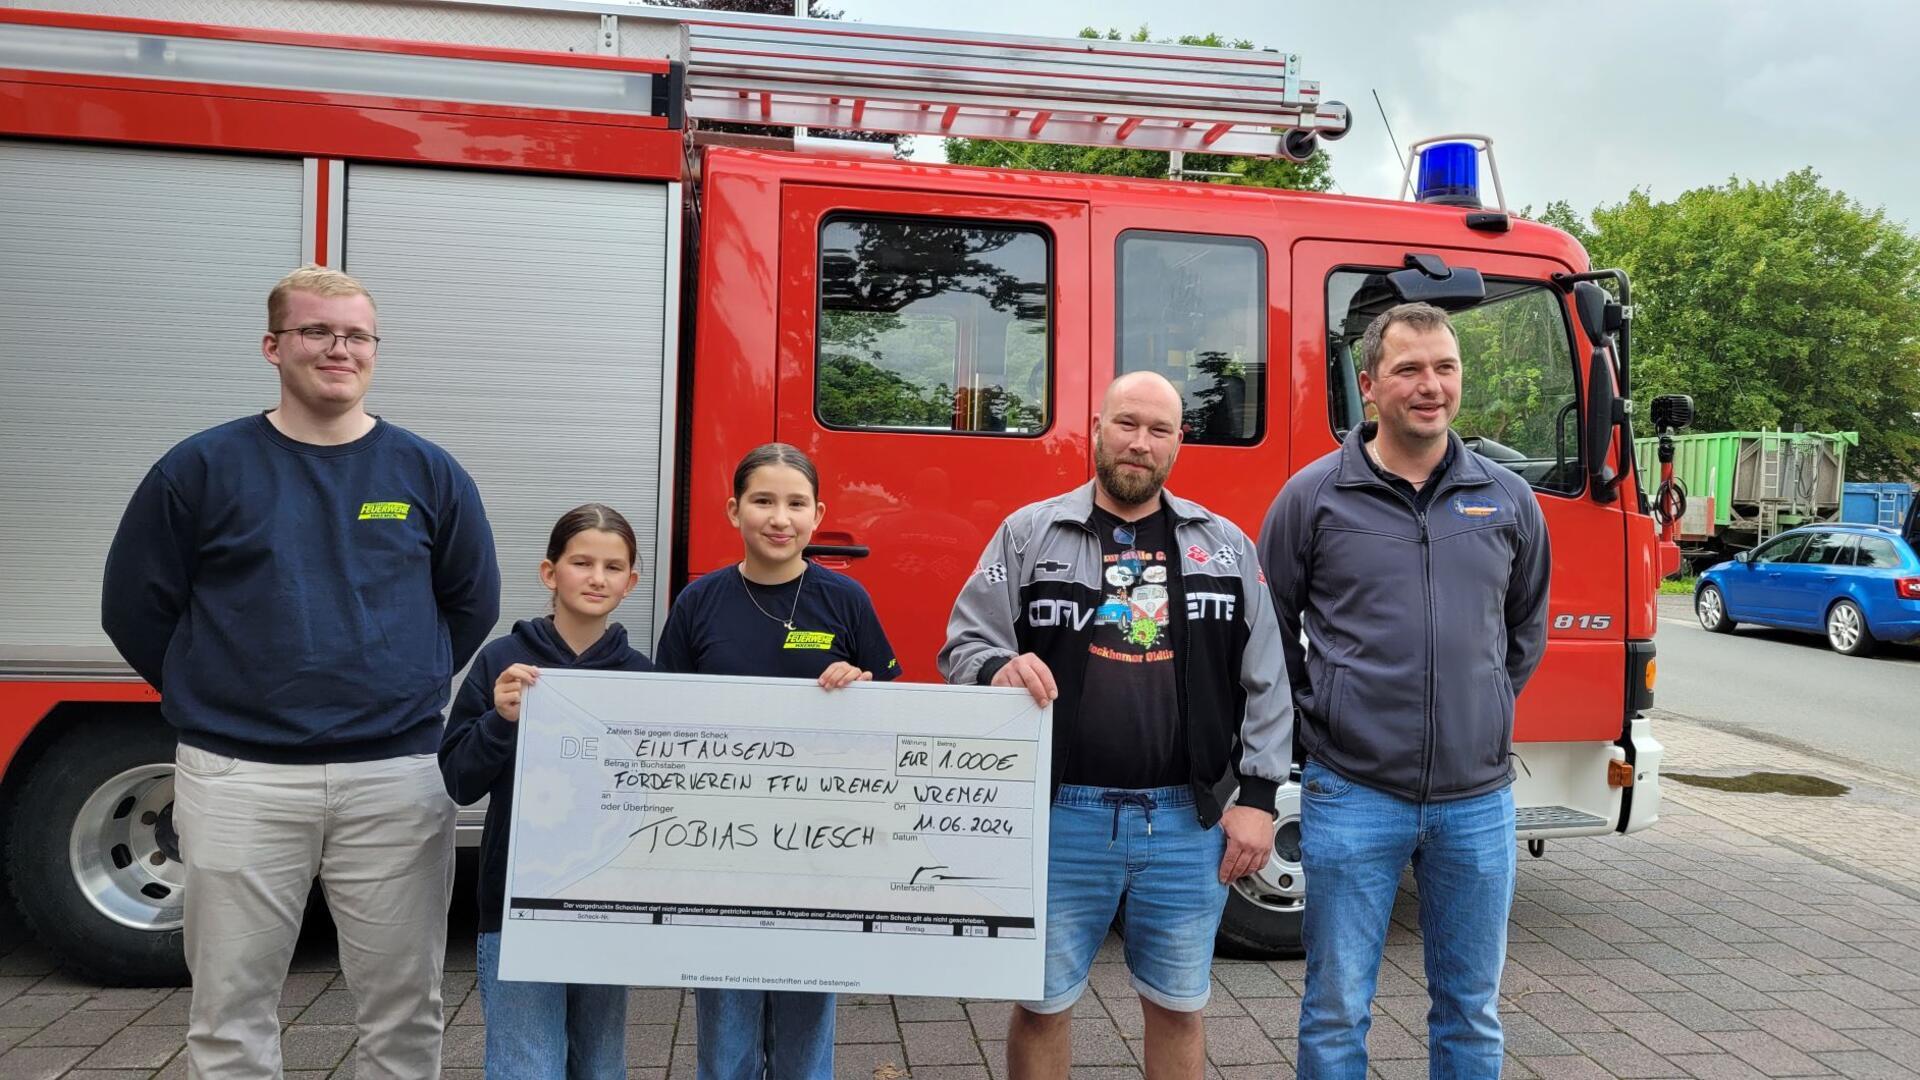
top-left (1695, 521), bottom-right (1920, 656)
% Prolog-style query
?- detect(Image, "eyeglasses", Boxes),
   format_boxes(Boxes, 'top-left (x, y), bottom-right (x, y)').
top-left (273, 326), bottom-right (381, 358)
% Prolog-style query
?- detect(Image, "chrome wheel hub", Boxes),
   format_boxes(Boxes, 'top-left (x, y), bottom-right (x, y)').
top-left (67, 765), bottom-right (185, 932)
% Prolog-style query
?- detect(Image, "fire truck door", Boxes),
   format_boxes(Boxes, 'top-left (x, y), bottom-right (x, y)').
top-left (1292, 239), bottom-right (1629, 744)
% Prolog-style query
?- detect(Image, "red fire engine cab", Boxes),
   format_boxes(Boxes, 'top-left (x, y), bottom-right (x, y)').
top-left (0, 0), bottom-right (1664, 984)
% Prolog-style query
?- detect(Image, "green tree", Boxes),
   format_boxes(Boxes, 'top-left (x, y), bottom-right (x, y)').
top-left (943, 27), bottom-right (1334, 192)
top-left (1529, 199), bottom-right (1594, 249)
top-left (1569, 170), bottom-right (1920, 479)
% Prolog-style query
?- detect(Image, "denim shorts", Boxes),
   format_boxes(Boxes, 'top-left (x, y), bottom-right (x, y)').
top-left (1031, 784), bottom-right (1228, 1014)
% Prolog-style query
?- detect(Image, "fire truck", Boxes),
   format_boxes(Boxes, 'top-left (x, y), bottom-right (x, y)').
top-left (0, 0), bottom-right (1667, 984)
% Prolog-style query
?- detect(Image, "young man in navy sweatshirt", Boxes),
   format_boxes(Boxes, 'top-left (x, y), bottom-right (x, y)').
top-left (102, 265), bottom-right (500, 1080)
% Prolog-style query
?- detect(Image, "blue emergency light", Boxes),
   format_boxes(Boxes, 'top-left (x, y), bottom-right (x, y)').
top-left (1414, 141), bottom-right (1481, 208)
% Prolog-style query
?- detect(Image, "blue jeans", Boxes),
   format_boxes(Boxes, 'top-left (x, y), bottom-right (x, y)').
top-left (475, 932), bottom-right (627, 1080)
top-left (1296, 760), bottom-right (1516, 1080)
top-left (1033, 784), bottom-right (1228, 1014)
top-left (695, 989), bottom-right (835, 1080)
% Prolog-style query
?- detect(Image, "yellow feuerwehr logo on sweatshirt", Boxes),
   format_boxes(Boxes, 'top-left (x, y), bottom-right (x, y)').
top-left (358, 501), bottom-right (411, 521)
top-left (783, 631), bottom-right (835, 650)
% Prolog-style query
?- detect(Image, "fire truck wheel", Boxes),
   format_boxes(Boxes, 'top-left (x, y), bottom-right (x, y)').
top-left (1216, 784), bottom-right (1305, 960)
top-left (6, 714), bottom-right (187, 986)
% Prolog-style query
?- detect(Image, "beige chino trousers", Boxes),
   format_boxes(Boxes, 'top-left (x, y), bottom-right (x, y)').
top-left (173, 744), bottom-right (456, 1079)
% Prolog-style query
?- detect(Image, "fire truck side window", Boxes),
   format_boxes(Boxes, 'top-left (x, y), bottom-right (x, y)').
top-left (1116, 232), bottom-right (1265, 445)
top-left (816, 215), bottom-right (1051, 435)
top-left (1327, 271), bottom-right (1584, 495)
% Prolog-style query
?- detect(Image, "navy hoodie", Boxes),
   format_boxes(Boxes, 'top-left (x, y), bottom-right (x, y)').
top-left (440, 617), bottom-right (652, 933)
top-left (101, 414), bottom-right (500, 763)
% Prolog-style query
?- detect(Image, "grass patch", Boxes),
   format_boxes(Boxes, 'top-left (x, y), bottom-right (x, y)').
top-left (1665, 771), bottom-right (1849, 797)
top-left (1658, 575), bottom-right (1697, 596)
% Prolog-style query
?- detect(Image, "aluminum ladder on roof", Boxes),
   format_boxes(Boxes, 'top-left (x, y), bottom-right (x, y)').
top-left (451, 0), bottom-right (1351, 159)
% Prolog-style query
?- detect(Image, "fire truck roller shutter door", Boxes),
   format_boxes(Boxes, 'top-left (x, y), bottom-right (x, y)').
top-left (341, 165), bottom-right (677, 653)
top-left (1, 139), bottom-right (306, 985)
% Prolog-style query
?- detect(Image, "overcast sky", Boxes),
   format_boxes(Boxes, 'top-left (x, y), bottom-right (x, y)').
top-left (830, 0), bottom-right (1920, 231)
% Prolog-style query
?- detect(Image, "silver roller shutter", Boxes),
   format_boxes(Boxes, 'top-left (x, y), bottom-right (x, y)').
top-left (0, 140), bottom-right (305, 673)
top-left (343, 165), bottom-right (674, 650)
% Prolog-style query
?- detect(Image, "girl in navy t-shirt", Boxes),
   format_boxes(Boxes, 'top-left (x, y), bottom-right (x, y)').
top-left (655, 442), bottom-right (898, 1080)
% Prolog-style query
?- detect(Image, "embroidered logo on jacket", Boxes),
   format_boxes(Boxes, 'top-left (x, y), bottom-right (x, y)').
top-left (1450, 495), bottom-right (1502, 519)
top-left (358, 501), bottom-right (411, 521)
top-left (1184, 545), bottom-right (1211, 565)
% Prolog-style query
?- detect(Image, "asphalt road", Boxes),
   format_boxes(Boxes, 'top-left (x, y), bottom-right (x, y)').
top-left (1652, 593), bottom-right (1920, 780)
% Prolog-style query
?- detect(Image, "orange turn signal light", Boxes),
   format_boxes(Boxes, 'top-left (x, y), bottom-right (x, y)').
top-left (1608, 760), bottom-right (1635, 788)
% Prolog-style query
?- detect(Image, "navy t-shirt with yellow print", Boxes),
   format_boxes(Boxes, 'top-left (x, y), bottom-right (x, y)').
top-left (654, 564), bottom-right (900, 680)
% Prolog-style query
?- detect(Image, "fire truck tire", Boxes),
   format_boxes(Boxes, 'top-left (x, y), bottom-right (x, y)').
top-left (1216, 889), bottom-right (1304, 960)
top-left (6, 715), bottom-right (187, 986)
top-left (1215, 784), bottom-right (1306, 960)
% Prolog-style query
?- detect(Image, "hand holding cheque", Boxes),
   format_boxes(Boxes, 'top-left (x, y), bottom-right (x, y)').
top-left (491, 663), bottom-right (540, 723)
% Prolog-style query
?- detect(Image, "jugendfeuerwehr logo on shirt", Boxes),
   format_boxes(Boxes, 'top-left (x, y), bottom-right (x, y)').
top-left (358, 501), bottom-right (411, 521)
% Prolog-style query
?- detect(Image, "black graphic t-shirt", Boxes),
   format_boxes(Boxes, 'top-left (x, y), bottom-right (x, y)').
top-left (654, 564), bottom-right (901, 681)
top-left (1062, 506), bottom-right (1186, 788)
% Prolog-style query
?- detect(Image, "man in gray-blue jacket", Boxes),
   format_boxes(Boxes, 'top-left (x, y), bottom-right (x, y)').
top-left (1259, 301), bottom-right (1551, 1080)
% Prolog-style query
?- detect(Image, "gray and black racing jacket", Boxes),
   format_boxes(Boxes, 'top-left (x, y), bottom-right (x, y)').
top-left (937, 482), bottom-right (1294, 826)
top-left (1258, 423), bottom-right (1553, 803)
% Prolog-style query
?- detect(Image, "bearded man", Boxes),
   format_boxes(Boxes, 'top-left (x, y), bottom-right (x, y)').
top-left (940, 371), bottom-right (1293, 1080)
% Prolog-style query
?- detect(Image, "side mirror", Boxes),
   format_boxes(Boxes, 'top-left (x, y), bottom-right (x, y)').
top-left (1735, 550), bottom-right (1752, 565)
top-left (1572, 282), bottom-right (1609, 348)
top-left (1573, 280), bottom-right (1627, 503)
top-left (1583, 343), bottom-right (1619, 503)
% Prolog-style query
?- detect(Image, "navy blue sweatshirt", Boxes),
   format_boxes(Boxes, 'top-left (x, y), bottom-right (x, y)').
top-left (101, 414), bottom-right (500, 763)
top-left (440, 617), bottom-right (653, 932)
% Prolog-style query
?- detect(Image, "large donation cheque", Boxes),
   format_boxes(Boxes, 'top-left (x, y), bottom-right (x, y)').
top-left (498, 670), bottom-right (1052, 1000)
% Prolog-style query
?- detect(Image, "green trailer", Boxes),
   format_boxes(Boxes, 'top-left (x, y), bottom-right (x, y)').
top-left (1632, 429), bottom-right (1857, 568)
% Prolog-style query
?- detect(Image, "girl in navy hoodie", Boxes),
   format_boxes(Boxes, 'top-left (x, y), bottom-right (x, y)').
top-left (440, 503), bottom-right (652, 1080)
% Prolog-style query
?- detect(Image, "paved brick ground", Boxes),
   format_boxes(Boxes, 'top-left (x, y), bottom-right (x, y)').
top-left (1654, 712), bottom-right (1920, 894)
top-left (4, 713), bottom-right (1919, 1079)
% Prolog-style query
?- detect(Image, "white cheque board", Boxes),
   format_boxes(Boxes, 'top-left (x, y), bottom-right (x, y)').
top-left (498, 670), bottom-right (1051, 1000)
